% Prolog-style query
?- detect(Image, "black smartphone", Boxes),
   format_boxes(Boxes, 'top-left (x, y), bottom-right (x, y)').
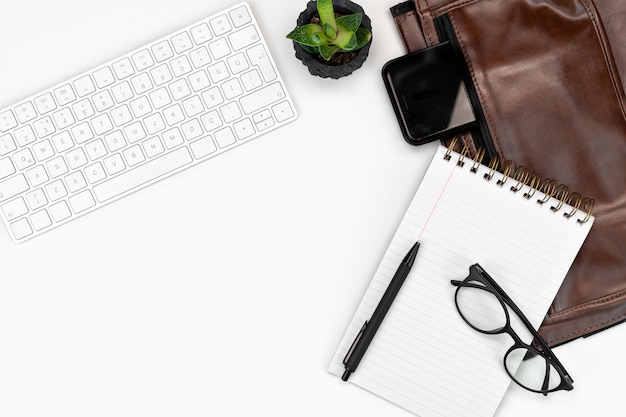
top-left (382, 42), bottom-right (476, 145)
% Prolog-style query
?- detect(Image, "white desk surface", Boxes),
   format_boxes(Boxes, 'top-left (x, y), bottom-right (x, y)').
top-left (1, 1), bottom-right (624, 416)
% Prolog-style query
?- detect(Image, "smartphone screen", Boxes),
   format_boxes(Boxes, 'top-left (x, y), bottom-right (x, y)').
top-left (383, 42), bottom-right (476, 145)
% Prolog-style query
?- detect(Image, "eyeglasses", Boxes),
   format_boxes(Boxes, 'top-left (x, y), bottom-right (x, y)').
top-left (451, 263), bottom-right (574, 395)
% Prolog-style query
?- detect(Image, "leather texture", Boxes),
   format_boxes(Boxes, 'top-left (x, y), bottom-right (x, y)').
top-left (393, 0), bottom-right (626, 347)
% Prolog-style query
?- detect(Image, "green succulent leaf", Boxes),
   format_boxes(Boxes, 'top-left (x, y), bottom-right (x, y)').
top-left (286, 23), bottom-right (326, 46)
top-left (333, 29), bottom-right (357, 50)
top-left (323, 23), bottom-right (336, 40)
top-left (301, 44), bottom-right (320, 54)
top-left (319, 45), bottom-right (340, 61)
top-left (336, 13), bottom-right (362, 33)
top-left (354, 27), bottom-right (372, 50)
top-left (317, 0), bottom-right (337, 32)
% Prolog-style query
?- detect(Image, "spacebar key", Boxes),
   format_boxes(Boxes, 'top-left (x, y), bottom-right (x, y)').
top-left (93, 148), bottom-right (192, 202)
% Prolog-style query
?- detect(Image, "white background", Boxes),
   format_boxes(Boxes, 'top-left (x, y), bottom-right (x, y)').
top-left (0, 1), bottom-right (624, 416)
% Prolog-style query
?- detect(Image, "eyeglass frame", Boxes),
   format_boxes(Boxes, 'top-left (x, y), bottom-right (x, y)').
top-left (451, 263), bottom-right (574, 395)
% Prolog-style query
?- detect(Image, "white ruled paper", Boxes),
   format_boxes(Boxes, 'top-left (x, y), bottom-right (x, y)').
top-left (328, 145), bottom-right (593, 417)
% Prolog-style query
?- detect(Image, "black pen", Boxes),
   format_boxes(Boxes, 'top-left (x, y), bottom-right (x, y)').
top-left (342, 240), bottom-right (421, 381)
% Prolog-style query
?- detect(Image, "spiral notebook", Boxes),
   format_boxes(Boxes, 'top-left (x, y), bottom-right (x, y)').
top-left (328, 144), bottom-right (594, 417)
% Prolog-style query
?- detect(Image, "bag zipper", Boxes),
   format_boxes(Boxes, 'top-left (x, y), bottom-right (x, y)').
top-left (434, 14), bottom-right (497, 160)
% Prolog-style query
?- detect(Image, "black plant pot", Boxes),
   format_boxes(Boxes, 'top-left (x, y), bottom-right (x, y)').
top-left (292, 0), bottom-right (373, 79)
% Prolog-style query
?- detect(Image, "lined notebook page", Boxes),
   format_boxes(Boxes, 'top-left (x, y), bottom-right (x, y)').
top-left (328, 145), bottom-right (593, 417)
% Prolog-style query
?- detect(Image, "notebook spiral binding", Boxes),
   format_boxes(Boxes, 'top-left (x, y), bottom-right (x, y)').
top-left (444, 138), bottom-right (594, 224)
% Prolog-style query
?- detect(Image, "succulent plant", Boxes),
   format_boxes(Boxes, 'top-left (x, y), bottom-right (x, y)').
top-left (286, 0), bottom-right (372, 61)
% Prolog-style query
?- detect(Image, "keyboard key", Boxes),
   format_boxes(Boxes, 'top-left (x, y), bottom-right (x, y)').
top-left (207, 61), bottom-right (229, 83)
top-left (164, 104), bottom-right (185, 126)
top-left (169, 79), bottom-right (192, 100)
top-left (247, 44), bottom-right (277, 82)
top-left (229, 5), bottom-right (252, 28)
top-left (65, 171), bottom-right (87, 193)
top-left (122, 145), bottom-right (145, 167)
top-left (171, 32), bottom-right (193, 53)
top-left (52, 108), bottom-right (76, 130)
top-left (170, 56), bottom-right (193, 77)
top-left (130, 73), bottom-right (153, 95)
top-left (25, 188), bottom-right (47, 210)
top-left (67, 148), bottom-right (91, 171)
top-left (1, 196), bottom-right (28, 220)
top-left (272, 101), bottom-right (295, 123)
top-left (71, 122), bottom-right (94, 144)
top-left (15, 102), bottom-right (37, 123)
top-left (222, 78), bottom-right (243, 100)
top-left (0, 110), bottom-right (17, 133)
top-left (202, 86), bottom-right (224, 109)
top-left (68, 189), bottom-right (95, 213)
top-left (152, 40), bottom-right (174, 62)
top-left (51, 131), bottom-right (74, 153)
top-left (111, 104), bottom-right (133, 126)
top-left (112, 57), bottom-right (135, 79)
top-left (26, 165), bottom-right (49, 186)
top-left (189, 47), bottom-right (212, 68)
top-left (46, 156), bottom-right (69, 178)
top-left (93, 147), bottom-right (192, 202)
top-left (91, 113), bottom-right (114, 135)
top-left (190, 136), bottom-right (217, 159)
top-left (33, 116), bottom-right (56, 138)
top-left (10, 218), bottom-right (32, 240)
top-left (142, 137), bottom-right (165, 158)
top-left (131, 49), bottom-right (155, 71)
top-left (104, 130), bottom-right (127, 152)
top-left (49, 200), bottom-right (71, 222)
top-left (14, 125), bottom-right (36, 147)
top-left (209, 14), bottom-right (232, 36)
top-left (150, 64), bottom-right (173, 86)
top-left (92, 67), bottom-right (116, 88)
top-left (111, 81), bottom-right (134, 103)
top-left (103, 153), bottom-right (126, 175)
top-left (233, 118), bottom-right (255, 140)
top-left (144, 113), bottom-right (166, 135)
top-left (214, 127), bottom-right (236, 148)
top-left (188, 70), bottom-right (211, 92)
top-left (53, 85), bottom-right (77, 106)
top-left (73, 76), bottom-right (96, 98)
top-left (72, 99), bottom-right (95, 121)
top-left (200, 110), bottom-right (222, 132)
top-left (30, 209), bottom-right (52, 231)
top-left (13, 148), bottom-right (35, 170)
top-left (0, 174), bottom-right (29, 203)
top-left (208, 38), bottom-right (231, 60)
top-left (0, 133), bottom-right (17, 155)
top-left (34, 93), bottom-right (57, 114)
top-left (181, 119), bottom-right (203, 141)
top-left (240, 82), bottom-right (285, 114)
top-left (0, 157), bottom-right (16, 180)
top-left (85, 162), bottom-right (107, 183)
top-left (162, 127), bottom-right (184, 149)
top-left (92, 90), bottom-right (115, 112)
top-left (229, 25), bottom-right (259, 51)
top-left (182, 96), bottom-right (204, 117)
top-left (33, 139), bottom-right (55, 161)
top-left (190, 23), bottom-right (212, 44)
top-left (44, 180), bottom-right (67, 201)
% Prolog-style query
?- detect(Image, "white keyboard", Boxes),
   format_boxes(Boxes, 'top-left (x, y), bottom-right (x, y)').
top-left (0, 2), bottom-right (296, 242)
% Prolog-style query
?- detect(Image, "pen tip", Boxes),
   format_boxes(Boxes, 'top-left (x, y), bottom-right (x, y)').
top-left (341, 370), bottom-right (352, 381)
top-left (403, 241), bottom-right (420, 266)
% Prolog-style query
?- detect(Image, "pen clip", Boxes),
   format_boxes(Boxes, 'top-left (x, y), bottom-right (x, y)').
top-left (343, 321), bottom-right (368, 365)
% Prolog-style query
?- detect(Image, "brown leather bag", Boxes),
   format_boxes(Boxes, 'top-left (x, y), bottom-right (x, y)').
top-left (391, 0), bottom-right (626, 347)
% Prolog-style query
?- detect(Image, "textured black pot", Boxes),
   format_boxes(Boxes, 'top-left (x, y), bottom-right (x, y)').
top-left (292, 0), bottom-right (373, 79)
